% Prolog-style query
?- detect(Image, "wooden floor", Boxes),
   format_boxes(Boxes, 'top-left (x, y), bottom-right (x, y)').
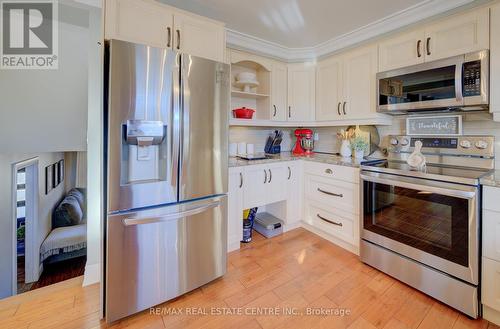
top-left (0, 228), bottom-right (498, 329)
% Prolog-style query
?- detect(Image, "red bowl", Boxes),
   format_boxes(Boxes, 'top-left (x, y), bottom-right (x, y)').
top-left (232, 107), bottom-right (255, 119)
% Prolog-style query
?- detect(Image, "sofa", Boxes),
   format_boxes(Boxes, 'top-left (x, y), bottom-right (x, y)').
top-left (40, 188), bottom-right (87, 264)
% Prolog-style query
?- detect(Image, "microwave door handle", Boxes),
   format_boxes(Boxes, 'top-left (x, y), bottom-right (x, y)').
top-left (360, 173), bottom-right (475, 200)
top-left (122, 200), bottom-right (221, 226)
top-left (455, 61), bottom-right (464, 103)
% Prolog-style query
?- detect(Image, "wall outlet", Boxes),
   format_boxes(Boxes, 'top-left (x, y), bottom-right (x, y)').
top-left (314, 133), bottom-right (319, 141)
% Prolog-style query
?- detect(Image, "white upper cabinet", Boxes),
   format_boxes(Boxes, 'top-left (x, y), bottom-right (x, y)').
top-left (105, 0), bottom-right (225, 62)
top-left (492, 3), bottom-right (500, 118)
top-left (173, 12), bottom-right (225, 62)
top-left (378, 7), bottom-right (489, 72)
top-left (316, 45), bottom-right (378, 121)
top-left (316, 55), bottom-right (343, 121)
top-left (378, 30), bottom-right (425, 72)
top-left (271, 62), bottom-right (288, 121)
top-left (105, 0), bottom-right (173, 49)
top-left (425, 8), bottom-right (489, 62)
top-left (343, 45), bottom-right (378, 120)
top-left (287, 63), bottom-right (315, 122)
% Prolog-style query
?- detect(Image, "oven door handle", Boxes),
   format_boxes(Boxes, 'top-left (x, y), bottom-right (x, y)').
top-left (360, 173), bottom-right (476, 199)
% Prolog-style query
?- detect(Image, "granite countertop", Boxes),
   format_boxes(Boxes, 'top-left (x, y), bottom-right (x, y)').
top-left (480, 170), bottom-right (500, 187)
top-left (229, 152), bottom-right (367, 168)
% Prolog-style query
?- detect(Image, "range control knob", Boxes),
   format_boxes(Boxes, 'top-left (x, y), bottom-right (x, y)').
top-left (400, 138), bottom-right (409, 146)
top-left (475, 140), bottom-right (488, 150)
top-left (390, 138), bottom-right (399, 146)
top-left (459, 140), bottom-right (471, 149)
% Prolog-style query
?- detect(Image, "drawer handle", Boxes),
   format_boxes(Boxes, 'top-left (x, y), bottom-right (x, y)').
top-left (317, 188), bottom-right (343, 198)
top-left (264, 169), bottom-right (268, 184)
top-left (268, 169), bottom-right (272, 183)
top-left (325, 169), bottom-right (333, 174)
top-left (317, 214), bottom-right (343, 227)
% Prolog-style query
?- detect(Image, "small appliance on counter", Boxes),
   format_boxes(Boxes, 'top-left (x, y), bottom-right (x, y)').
top-left (292, 128), bottom-right (314, 156)
top-left (265, 130), bottom-right (283, 154)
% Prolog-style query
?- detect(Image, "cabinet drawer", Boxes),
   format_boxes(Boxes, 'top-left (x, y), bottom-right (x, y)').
top-left (305, 174), bottom-right (358, 215)
top-left (304, 161), bottom-right (359, 184)
top-left (483, 210), bottom-right (500, 262)
top-left (484, 186), bottom-right (500, 212)
top-left (304, 201), bottom-right (356, 245)
top-left (482, 257), bottom-right (500, 310)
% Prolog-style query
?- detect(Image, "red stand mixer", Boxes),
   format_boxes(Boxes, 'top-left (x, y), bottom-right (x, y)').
top-left (293, 128), bottom-right (314, 156)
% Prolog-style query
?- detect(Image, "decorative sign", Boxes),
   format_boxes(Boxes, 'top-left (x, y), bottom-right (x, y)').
top-left (406, 115), bottom-right (462, 136)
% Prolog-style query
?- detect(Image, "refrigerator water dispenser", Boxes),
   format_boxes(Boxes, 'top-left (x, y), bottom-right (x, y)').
top-left (122, 120), bottom-right (166, 184)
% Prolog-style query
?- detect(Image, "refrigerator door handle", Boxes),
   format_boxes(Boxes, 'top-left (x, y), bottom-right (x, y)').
top-left (122, 200), bottom-right (221, 226)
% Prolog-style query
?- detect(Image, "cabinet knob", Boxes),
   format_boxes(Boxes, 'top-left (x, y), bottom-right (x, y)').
top-left (325, 168), bottom-right (333, 174)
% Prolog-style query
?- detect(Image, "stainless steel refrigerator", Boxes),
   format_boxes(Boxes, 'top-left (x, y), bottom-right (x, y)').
top-left (104, 40), bottom-right (229, 323)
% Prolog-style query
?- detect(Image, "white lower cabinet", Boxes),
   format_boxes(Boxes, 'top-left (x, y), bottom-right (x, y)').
top-left (303, 162), bottom-right (360, 253)
top-left (482, 186), bottom-right (500, 326)
top-left (228, 167), bottom-right (244, 252)
top-left (227, 160), bottom-right (360, 253)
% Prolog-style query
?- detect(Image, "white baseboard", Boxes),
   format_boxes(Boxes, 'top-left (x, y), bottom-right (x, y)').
top-left (83, 262), bottom-right (100, 286)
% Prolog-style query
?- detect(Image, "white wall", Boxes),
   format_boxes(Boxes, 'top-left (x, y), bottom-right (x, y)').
top-left (0, 153), bottom-right (65, 298)
top-left (83, 6), bottom-right (103, 287)
top-left (0, 4), bottom-right (89, 153)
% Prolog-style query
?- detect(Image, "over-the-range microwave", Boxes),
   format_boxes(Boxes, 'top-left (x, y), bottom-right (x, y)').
top-left (376, 50), bottom-right (489, 114)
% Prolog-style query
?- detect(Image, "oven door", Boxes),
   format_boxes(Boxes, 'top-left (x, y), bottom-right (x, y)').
top-left (360, 171), bottom-right (479, 284)
top-left (377, 55), bottom-right (464, 113)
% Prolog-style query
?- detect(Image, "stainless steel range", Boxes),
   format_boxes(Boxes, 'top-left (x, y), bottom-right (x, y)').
top-left (360, 135), bottom-right (495, 318)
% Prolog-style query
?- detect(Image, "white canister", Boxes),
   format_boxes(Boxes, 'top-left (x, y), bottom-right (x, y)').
top-left (246, 144), bottom-right (255, 155)
top-left (237, 142), bottom-right (247, 155)
top-left (229, 143), bottom-right (237, 157)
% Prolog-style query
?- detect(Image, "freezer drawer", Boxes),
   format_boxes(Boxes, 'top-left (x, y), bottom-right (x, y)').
top-left (105, 196), bottom-right (227, 323)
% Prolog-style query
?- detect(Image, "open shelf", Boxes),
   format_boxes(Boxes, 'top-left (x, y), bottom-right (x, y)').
top-left (231, 90), bottom-right (269, 99)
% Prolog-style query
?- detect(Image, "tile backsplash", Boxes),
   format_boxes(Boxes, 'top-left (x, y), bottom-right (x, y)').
top-left (229, 113), bottom-right (500, 168)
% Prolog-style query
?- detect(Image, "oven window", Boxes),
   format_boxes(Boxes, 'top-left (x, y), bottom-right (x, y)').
top-left (363, 181), bottom-right (468, 267)
top-left (379, 65), bottom-right (456, 106)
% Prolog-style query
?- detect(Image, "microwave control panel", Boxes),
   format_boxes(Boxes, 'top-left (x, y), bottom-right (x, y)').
top-left (463, 60), bottom-right (481, 97)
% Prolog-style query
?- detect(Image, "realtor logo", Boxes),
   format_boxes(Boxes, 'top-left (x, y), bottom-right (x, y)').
top-left (1, 0), bottom-right (58, 69)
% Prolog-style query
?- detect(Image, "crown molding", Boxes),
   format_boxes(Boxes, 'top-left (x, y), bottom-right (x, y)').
top-left (226, 0), bottom-right (477, 62)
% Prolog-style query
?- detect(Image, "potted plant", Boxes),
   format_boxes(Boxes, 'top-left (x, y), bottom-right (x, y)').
top-left (351, 136), bottom-right (369, 159)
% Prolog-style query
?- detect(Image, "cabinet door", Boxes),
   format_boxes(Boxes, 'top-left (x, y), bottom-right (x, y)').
top-left (287, 63), bottom-right (315, 122)
top-left (482, 257), bottom-right (500, 311)
top-left (378, 30), bottom-right (425, 71)
top-left (343, 45), bottom-right (377, 120)
top-left (173, 12), bottom-right (225, 62)
top-left (242, 165), bottom-right (268, 209)
top-left (492, 3), bottom-right (500, 115)
top-left (228, 168), bottom-right (243, 251)
top-left (271, 62), bottom-right (288, 121)
top-left (483, 210), bottom-right (500, 262)
top-left (316, 56), bottom-right (343, 121)
top-left (105, 0), bottom-right (173, 48)
top-left (424, 8), bottom-right (489, 62)
top-left (267, 163), bottom-right (287, 203)
top-left (286, 162), bottom-right (301, 227)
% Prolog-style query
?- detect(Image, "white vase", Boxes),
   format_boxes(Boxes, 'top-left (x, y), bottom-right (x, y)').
top-left (354, 150), bottom-right (364, 159)
top-left (340, 140), bottom-right (352, 158)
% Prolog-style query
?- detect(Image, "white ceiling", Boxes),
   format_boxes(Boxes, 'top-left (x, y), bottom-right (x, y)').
top-left (160, 0), bottom-right (443, 48)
